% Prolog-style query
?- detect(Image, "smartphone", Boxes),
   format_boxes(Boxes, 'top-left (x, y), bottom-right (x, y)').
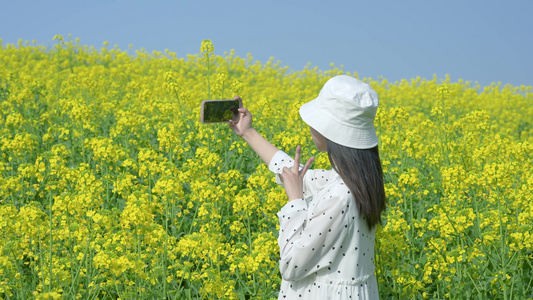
top-left (201, 99), bottom-right (242, 123)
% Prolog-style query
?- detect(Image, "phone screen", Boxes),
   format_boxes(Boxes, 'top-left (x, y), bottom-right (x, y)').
top-left (201, 100), bottom-right (241, 123)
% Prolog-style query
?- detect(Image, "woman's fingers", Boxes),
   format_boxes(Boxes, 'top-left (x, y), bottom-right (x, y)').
top-left (281, 147), bottom-right (313, 201)
top-left (237, 107), bottom-right (251, 122)
top-left (293, 145), bottom-right (301, 170)
top-left (293, 145), bottom-right (313, 176)
top-left (228, 106), bottom-right (253, 137)
top-left (301, 156), bottom-right (314, 175)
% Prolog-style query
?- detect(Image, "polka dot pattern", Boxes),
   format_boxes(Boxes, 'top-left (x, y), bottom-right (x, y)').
top-left (270, 150), bottom-right (379, 299)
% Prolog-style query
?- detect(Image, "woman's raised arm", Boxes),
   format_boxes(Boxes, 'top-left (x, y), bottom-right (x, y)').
top-left (229, 97), bottom-right (280, 165)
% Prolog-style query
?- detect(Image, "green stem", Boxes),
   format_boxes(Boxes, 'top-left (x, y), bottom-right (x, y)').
top-left (497, 191), bottom-right (508, 300)
top-left (105, 164), bottom-right (110, 209)
top-left (207, 56), bottom-right (211, 100)
top-left (48, 192), bottom-right (53, 292)
top-left (56, 42), bottom-right (61, 102)
top-left (163, 198), bottom-right (169, 297)
top-left (10, 249), bottom-right (25, 300)
top-left (66, 207), bottom-right (75, 297)
top-left (37, 220), bottom-right (45, 295)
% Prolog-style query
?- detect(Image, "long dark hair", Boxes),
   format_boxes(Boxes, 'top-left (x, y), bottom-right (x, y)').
top-left (327, 140), bottom-right (387, 229)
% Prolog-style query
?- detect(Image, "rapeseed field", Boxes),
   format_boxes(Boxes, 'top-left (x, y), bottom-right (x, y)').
top-left (0, 37), bottom-right (532, 299)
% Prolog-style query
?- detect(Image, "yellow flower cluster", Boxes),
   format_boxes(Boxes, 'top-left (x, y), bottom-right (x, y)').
top-left (0, 38), bottom-right (531, 299)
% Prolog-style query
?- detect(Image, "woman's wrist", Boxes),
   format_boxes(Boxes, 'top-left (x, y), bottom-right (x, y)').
top-left (288, 196), bottom-right (303, 202)
top-left (286, 191), bottom-right (304, 201)
top-left (241, 127), bottom-right (257, 140)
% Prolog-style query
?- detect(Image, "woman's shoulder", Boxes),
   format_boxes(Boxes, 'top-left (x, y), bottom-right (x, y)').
top-left (306, 168), bottom-right (341, 184)
top-left (303, 168), bottom-right (340, 197)
top-left (308, 176), bottom-right (353, 209)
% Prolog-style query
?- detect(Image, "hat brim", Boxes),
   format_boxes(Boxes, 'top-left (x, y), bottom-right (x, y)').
top-left (299, 98), bottom-right (378, 149)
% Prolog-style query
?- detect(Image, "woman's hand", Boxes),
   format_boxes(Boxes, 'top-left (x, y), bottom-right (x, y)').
top-left (281, 145), bottom-right (314, 201)
top-left (228, 96), bottom-right (280, 165)
top-left (229, 96), bottom-right (253, 137)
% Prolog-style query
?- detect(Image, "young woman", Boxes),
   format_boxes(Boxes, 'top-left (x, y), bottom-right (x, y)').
top-left (229, 75), bottom-right (386, 299)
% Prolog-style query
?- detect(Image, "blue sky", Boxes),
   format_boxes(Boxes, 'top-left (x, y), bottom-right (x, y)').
top-left (1, 0), bottom-right (532, 88)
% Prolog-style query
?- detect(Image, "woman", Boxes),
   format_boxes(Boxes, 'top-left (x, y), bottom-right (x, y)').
top-left (229, 75), bottom-right (386, 299)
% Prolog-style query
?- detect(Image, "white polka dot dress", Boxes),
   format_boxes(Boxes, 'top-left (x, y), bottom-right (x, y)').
top-left (269, 151), bottom-right (379, 299)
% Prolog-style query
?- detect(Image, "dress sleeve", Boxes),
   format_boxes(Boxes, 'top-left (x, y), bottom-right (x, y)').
top-left (268, 150), bottom-right (296, 187)
top-left (276, 184), bottom-right (353, 281)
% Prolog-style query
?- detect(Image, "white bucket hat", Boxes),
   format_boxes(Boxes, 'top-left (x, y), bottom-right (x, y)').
top-left (299, 75), bottom-right (379, 149)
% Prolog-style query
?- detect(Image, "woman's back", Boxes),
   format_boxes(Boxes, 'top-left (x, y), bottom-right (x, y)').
top-left (271, 151), bottom-right (379, 299)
